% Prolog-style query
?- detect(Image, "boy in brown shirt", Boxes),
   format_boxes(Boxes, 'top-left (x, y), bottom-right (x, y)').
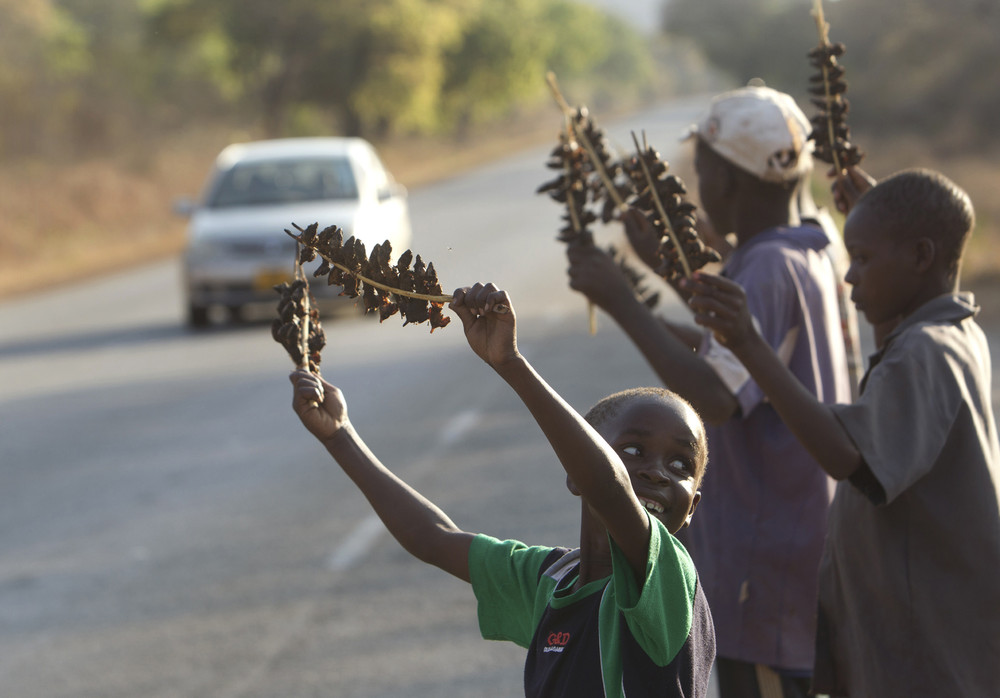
top-left (684, 169), bottom-right (1000, 696)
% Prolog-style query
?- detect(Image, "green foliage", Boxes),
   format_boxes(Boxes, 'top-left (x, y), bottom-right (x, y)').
top-left (542, 1), bottom-right (655, 107)
top-left (0, 0), bottom-right (90, 156)
top-left (440, 0), bottom-right (549, 133)
top-left (348, 0), bottom-right (464, 137)
top-left (0, 0), bottom-right (657, 158)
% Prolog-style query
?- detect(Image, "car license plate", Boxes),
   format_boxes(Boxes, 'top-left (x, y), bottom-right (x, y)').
top-left (254, 269), bottom-right (293, 291)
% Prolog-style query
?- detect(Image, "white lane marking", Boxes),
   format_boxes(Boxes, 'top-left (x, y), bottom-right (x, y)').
top-left (438, 408), bottom-right (480, 447)
top-left (326, 408), bottom-right (482, 571)
top-left (327, 515), bottom-right (386, 572)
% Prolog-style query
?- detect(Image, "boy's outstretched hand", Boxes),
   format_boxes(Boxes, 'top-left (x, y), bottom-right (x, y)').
top-left (566, 240), bottom-right (634, 310)
top-left (451, 283), bottom-right (519, 369)
top-left (831, 165), bottom-right (876, 215)
top-left (621, 208), bottom-right (661, 270)
top-left (290, 369), bottom-right (348, 443)
top-left (683, 272), bottom-right (758, 351)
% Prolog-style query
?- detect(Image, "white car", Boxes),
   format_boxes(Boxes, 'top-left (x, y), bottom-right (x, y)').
top-left (177, 137), bottom-right (412, 327)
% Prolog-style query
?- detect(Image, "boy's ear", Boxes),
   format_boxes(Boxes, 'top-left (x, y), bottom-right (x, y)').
top-left (913, 236), bottom-right (936, 274)
top-left (682, 491), bottom-right (702, 529)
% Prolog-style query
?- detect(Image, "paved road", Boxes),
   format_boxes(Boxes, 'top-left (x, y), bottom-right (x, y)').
top-left (0, 99), bottom-right (716, 697)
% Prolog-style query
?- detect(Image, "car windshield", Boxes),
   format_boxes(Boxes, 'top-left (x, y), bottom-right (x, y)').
top-left (207, 157), bottom-right (359, 208)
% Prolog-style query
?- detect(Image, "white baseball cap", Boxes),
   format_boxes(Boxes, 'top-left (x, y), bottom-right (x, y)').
top-left (685, 85), bottom-right (814, 183)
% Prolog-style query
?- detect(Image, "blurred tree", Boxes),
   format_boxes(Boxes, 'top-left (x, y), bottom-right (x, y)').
top-left (0, 0), bottom-right (89, 157)
top-left (1, 0), bottom-right (658, 157)
top-left (542, 0), bottom-right (655, 108)
top-left (346, 0), bottom-right (464, 138)
top-left (662, 0), bottom-right (1000, 151)
top-left (146, 0), bottom-right (352, 136)
top-left (439, 0), bottom-right (548, 136)
top-left (144, 0), bottom-right (655, 140)
top-left (662, 0), bottom-right (812, 89)
top-left (56, 0), bottom-right (154, 150)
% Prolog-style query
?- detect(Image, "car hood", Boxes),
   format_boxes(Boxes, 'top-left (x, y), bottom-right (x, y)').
top-left (188, 201), bottom-right (360, 243)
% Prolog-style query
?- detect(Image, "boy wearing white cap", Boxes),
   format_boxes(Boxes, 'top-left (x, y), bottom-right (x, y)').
top-left (566, 86), bottom-right (851, 698)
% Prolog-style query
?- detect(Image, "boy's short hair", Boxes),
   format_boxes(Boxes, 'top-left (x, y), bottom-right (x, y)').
top-left (585, 387), bottom-right (709, 481)
top-left (856, 169), bottom-right (975, 280)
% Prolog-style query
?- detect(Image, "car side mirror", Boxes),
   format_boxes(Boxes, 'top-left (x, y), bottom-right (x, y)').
top-left (172, 196), bottom-right (198, 217)
top-left (377, 182), bottom-right (407, 203)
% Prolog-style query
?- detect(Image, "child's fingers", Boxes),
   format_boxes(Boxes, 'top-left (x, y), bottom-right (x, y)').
top-left (461, 283), bottom-right (510, 315)
top-left (683, 272), bottom-right (744, 300)
top-left (684, 274), bottom-right (746, 323)
top-left (449, 286), bottom-right (477, 331)
top-left (290, 369), bottom-right (325, 409)
top-left (688, 294), bottom-right (737, 321)
top-left (484, 289), bottom-right (512, 316)
top-left (450, 284), bottom-right (511, 329)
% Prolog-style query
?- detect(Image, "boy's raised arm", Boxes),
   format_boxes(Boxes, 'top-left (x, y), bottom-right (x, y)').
top-left (684, 273), bottom-right (862, 480)
top-left (290, 370), bottom-right (475, 581)
top-left (451, 284), bottom-right (652, 578)
top-left (565, 243), bottom-right (739, 425)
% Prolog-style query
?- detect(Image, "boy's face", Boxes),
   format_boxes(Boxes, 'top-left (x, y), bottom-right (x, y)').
top-left (596, 397), bottom-right (705, 534)
top-left (694, 140), bottom-right (730, 235)
top-left (843, 204), bottom-right (924, 326)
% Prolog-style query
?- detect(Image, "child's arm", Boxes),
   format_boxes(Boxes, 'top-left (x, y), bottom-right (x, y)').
top-left (684, 272), bottom-right (862, 480)
top-left (450, 284), bottom-right (653, 579)
top-left (290, 370), bottom-right (475, 581)
top-left (565, 242), bottom-right (739, 425)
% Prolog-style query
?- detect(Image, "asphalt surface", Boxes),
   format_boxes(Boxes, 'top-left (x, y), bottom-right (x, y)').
top-left (0, 99), bottom-right (719, 697)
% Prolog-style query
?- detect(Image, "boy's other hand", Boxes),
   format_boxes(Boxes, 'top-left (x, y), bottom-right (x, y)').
top-left (451, 283), bottom-right (519, 369)
top-left (622, 208), bottom-right (661, 270)
top-left (290, 369), bottom-right (347, 443)
top-left (566, 241), bottom-right (633, 310)
top-left (831, 166), bottom-right (876, 215)
top-left (694, 212), bottom-right (734, 262)
top-left (683, 272), bottom-right (757, 350)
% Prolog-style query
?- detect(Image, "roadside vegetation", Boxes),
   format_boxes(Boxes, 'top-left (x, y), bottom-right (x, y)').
top-left (664, 0), bottom-right (1000, 281)
top-left (1, 0), bottom-right (997, 298)
top-left (0, 0), bottom-right (695, 298)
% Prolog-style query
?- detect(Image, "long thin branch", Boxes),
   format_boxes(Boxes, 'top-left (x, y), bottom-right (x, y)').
top-left (325, 256), bottom-right (452, 303)
top-left (287, 225), bottom-right (450, 303)
top-left (559, 140), bottom-right (598, 335)
top-left (545, 72), bottom-right (627, 212)
top-left (294, 243), bottom-right (310, 370)
top-left (630, 131), bottom-right (693, 279)
top-left (287, 227), bottom-right (509, 314)
top-left (812, 0), bottom-right (843, 174)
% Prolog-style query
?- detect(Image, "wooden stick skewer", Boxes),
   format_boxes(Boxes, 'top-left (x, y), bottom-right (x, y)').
top-left (286, 227), bottom-right (509, 314)
top-left (293, 242), bottom-right (312, 371)
top-left (545, 72), bottom-right (627, 213)
top-left (544, 73), bottom-right (599, 334)
top-left (630, 131), bottom-right (693, 279)
top-left (811, 0), bottom-right (844, 175)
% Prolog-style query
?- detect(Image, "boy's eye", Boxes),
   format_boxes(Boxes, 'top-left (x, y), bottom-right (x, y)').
top-left (621, 444), bottom-right (643, 457)
top-left (669, 458), bottom-right (694, 476)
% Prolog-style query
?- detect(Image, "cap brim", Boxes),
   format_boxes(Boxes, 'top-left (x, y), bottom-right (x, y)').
top-left (679, 123), bottom-right (699, 142)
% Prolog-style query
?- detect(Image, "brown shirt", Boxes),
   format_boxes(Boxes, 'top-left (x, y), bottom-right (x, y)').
top-left (816, 293), bottom-right (1000, 696)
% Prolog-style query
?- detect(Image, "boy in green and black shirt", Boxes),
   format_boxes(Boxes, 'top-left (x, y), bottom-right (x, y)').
top-left (290, 283), bottom-right (715, 697)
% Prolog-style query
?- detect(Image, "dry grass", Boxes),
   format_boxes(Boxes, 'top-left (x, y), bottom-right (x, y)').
top-left (852, 137), bottom-right (1000, 283)
top-left (0, 111), bottom-right (569, 301)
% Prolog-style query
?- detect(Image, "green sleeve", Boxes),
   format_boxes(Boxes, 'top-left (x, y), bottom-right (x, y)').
top-left (468, 534), bottom-right (558, 648)
top-left (608, 516), bottom-right (698, 665)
